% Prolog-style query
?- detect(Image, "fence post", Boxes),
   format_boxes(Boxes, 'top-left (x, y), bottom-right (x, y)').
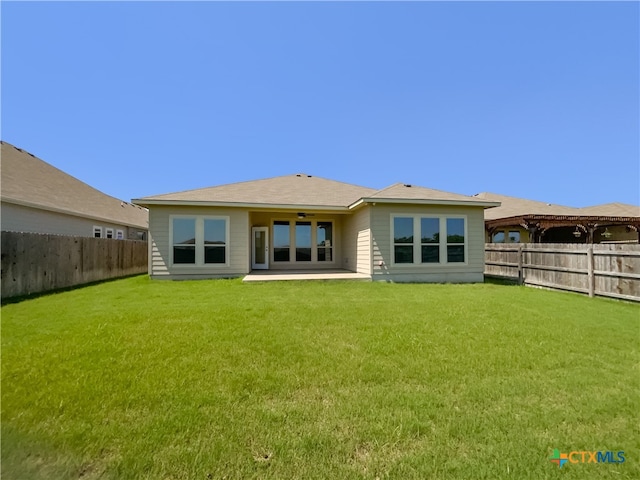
top-left (517, 244), bottom-right (524, 285)
top-left (587, 246), bottom-right (594, 297)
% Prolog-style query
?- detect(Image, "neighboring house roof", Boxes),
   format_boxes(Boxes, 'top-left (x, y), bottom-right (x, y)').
top-left (579, 202), bottom-right (640, 217)
top-left (1, 141), bottom-right (148, 229)
top-left (473, 192), bottom-right (580, 220)
top-left (474, 192), bottom-right (640, 227)
top-left (134, 174), bottom-right (499, 210)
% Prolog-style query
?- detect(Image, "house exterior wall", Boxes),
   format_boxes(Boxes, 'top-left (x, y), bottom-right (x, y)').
top-left (369, 204), bottom-right (486, 283)
top-left (599, 226), bottom-right (639, 243)
top-left (0, 201), bottom-right (144, 239)
top-left (146, 203), bottom-right (490, 282)
top-left (341, 206), bottom-right (371, 274)
top-left (148, 205), bottom-right (249, 279)
top-left (149, 207), bottom-right (350, 278)
top-left (541, 225), bottom-right (638, 244)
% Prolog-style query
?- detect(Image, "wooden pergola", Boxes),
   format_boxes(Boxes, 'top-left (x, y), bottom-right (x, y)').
top-left (486, 214), bottom-right (640, 243)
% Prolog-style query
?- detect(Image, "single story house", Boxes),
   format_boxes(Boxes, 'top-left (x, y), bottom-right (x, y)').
top-left (473, 192), bottom-right (640, 244)
top-left (1, 141), bottom-right (148, 239)
top-left (132, 174), bottom-right (500, 282)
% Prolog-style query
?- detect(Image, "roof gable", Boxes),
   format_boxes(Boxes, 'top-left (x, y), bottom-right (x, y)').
top-left (0, 142), bottom-right (148, 229)
top-left (367, 183), bottom-right (490, 204)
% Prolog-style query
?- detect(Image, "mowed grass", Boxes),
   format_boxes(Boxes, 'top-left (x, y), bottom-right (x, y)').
top-left (1, 277), bottom-right (638, 480)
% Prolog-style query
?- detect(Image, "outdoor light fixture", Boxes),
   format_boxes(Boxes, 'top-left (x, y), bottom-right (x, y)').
top-left (297, 212), bottom-right (306, 219)
top-left (573, 227), bottom-right (582, 238)
top-left (601, 228), bottom-right (612, 238)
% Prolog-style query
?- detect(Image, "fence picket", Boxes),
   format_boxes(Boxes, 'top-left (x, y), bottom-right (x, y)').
top-left (1, 232), bottom-right (147, 299)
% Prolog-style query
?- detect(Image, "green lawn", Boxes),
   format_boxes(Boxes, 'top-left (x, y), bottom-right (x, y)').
top-left (1, 276), bottom-right (638, 479)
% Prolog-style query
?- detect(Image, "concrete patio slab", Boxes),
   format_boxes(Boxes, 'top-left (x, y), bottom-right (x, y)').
top-left (243, 269), bottom-right (371, 282)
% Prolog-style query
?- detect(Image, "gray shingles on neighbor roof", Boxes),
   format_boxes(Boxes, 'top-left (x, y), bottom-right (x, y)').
top-left (1, 141), bottom-right (148, 229)
top-left (474, 192), bottom-right (640, 220)
top-left (135, 174), bottom-right (498, 209)
top-left (579, 203), bottom-right (640, 218)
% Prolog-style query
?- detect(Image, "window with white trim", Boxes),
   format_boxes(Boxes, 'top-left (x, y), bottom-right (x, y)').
top-left (93, 226), bottom-right (102, 238)
top-left (295, 221), bottom-right (312, 261)
top-left (116, 230), bottom-right (124, 240)
top-left (171, 216), bottom-right (228, 266)
top-left (173, 218), bottom-right (196, 263)
top-left (273, 221), bottom-right (291, 262)
top-left (421, 217), bottom-right (440, 263)
top-left (446, 218), bottom-right (465, 263)
top-left (317, 222), bottom-right (333, 262)
top-left (393, 217), bottom-right (414, 264)
top-left (106, 228), bottom-right (114, 239)
top-left (203, 218), bottom-right (226, 264)
top-left (392, 215), bottom-right (467, 265)
top-left (491, 230), bottom-right (520, 244)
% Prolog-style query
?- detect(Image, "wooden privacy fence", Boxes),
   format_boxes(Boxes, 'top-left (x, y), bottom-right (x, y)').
top-left (1, 231), bottom-right (148, 299)
top-left (485, 243), bottom-right (640, 302)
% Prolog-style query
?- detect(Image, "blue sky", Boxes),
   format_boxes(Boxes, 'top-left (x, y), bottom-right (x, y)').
top-left (2, 1), bottom-right (638, 207)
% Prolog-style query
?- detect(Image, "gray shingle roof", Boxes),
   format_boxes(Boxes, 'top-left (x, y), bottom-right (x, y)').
top-left (137, 174), bottom-right (376, 208)
top-left (1, 141), bottom-right (148, 229)
top-left (366, 183), bottom-right (490, 203)
top-left (135, 175), bottom-right (497, 209)
top-left (474, 192), bottom-right (578, 220)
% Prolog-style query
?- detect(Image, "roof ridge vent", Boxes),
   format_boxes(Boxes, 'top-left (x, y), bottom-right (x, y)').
top-left (404, 184), bottom-right (412, 187)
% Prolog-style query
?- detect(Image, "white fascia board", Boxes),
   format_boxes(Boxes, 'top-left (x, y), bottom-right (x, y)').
top-left (348, 198), bottom-right (366, 209)
top-left (348, 197), bottom-right (501, 209)
top-left (131, 199), bottom-right (350, 212)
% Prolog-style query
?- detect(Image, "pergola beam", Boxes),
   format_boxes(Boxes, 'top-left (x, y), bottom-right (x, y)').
top-left (486, 214), bottom-right (640, 244)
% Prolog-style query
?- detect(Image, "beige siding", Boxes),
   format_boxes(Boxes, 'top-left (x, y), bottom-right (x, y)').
top-left (148, 207), bottom-right (170, 277)
top-left (370, 204), bottom-right (486, 282)
top-left (356, 230), bottom-right (371, 274)
top-left (0, 202), bottom-right (140, 239)
top-left (147, 203), bottom-right (489, 282)
top-left (149, 206), bottom-right (249, 279)
top-left (342, 206), bottom-right (371, 274)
